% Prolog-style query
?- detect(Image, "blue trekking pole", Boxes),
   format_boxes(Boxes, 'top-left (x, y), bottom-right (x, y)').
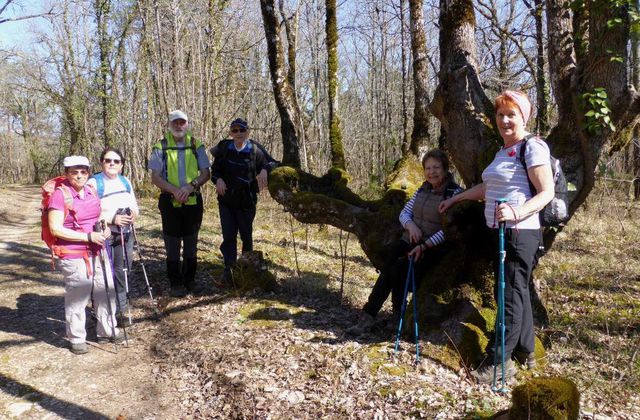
top-left (411, 257), bottom-right (420, 363)
top-left (492, 198), bottom-right (508, 393)
top-left (394, 256), bottom-right (420, 364)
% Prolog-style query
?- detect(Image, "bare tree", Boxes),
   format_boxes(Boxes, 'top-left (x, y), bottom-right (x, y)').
top-left (260, 0), bottom-right (301, 167)
top-left (0, 0), bottom-right (55, 25)
top-left (325, 0), bottom-right (346, 169)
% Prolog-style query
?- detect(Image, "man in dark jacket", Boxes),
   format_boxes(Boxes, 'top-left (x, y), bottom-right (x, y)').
top-left (211, 118), bottom-right (277, 284)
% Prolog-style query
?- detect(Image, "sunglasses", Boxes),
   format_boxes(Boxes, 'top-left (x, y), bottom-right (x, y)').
top-left (103, 158), bottom-right (122, 164)
top-left (69, 169), bottom-right (89, 175)
top-left (231, 128), bottom-right (247, 133)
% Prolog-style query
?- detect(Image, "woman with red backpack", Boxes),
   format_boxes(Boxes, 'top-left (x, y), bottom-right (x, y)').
top-left (47, 155), bottom-right (121, 354)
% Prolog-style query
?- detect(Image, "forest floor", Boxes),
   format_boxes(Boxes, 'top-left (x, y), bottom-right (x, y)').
top-left (0, 183), bottom-right (638, 419)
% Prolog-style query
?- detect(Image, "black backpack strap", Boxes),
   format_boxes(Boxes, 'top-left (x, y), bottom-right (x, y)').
top-left (160, 138), bottom-right (168, 180)
top-left (519, 134), bottom-right (538, 195)
top-left (248, 140), bottom-right (258, 182)
top-left (190, 136), bottom-right (197, 158)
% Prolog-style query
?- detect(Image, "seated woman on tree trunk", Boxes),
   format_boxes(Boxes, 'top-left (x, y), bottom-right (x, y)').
top-left (347, 149), bottom-right (462, 336)
top-left (438, 90), bottom-right (554, 383)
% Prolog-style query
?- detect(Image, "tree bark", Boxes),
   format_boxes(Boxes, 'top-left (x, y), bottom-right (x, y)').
top-left (408, 0), bottom-right (430, 156)
top-left (95, 0), bottom-right (113, 148)
top-left (399, 0), bottom-right (410, 155)
top-left (532, 0), bottom-right (549, 134)
top-left (325, 0), bottom-right (346, 169)
top-left (430, 0), bottom-right (495, 185)
top-left (260, 0), bottom-right (301, 168)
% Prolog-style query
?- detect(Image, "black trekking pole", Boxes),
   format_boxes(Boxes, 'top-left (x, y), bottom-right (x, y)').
top-left (492, 198), bottom-right (508, 393)
top-left (105, 240), bottom-right (129, 347)
top-left (131, 224), bottom-right (161, 318)
top-left (119, 209), bottom-right (133, 326)
top-left (95, 220), bottom-right (118, 352)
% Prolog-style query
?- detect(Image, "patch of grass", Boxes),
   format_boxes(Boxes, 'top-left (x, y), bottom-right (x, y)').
top-left (536, 183), bottom-right (640, 414)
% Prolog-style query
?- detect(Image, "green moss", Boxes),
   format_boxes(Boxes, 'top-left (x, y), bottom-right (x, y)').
top-left (532, 336), bottom-right (547, 369)
top-left (384, 156), bottom-right (424, 192)
top-left (459, 322), bottom-right (490, 366)
top-left (329, 116), bottom-right (345, 169)
top-left (510, 377), bottom-right (580, 420)
top-left (365, 345), bottom-right (407, 376)
top-left (232, 251), bottom-right (278, 293)
top-left (423, 342), bottom-right (462, 371)
top-left (378, 385), bottom-right (394, 398)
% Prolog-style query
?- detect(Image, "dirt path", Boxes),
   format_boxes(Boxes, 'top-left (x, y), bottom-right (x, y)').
top-left (0, 185), bottom-right (167, 419)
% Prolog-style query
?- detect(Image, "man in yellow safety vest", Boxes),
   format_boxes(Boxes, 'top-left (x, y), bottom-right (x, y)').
top-left (149, 110), bottom-right (210, 297)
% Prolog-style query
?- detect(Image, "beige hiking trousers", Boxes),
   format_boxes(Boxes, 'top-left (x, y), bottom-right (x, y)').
top-left (58, 253), bottom-right (119, 344)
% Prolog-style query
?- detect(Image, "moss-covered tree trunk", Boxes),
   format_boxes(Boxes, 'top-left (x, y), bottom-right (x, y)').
top-left (325, 0), bottom-right (346, 170)
top-left (262, 0), bottom-right (640, 365)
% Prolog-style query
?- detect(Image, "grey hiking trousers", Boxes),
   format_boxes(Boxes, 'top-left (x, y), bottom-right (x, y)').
top-left (58, 254), bottom-right (118, 344)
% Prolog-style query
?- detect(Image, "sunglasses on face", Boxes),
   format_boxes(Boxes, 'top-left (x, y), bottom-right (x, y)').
top-left (103, 158), bottom-right (122, 164)
top-left (231, 128), bottom-right (247, 133)
top-left (69, 169), bottom-right (89, 175)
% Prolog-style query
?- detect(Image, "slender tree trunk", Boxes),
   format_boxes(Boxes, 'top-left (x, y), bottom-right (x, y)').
top-left (632, 0), bottom-right (640, 200)
top-left (325, 0), bottom-right (346, 169)
top-left (400, 0), bottom-right (410, 155)
top-left (408, 0), bottom-right (430, 156)
top-left (532, 0), bottom-right (549, 134)
top-left (95, 0), bottom-right (113, 147)
top-left (259, 0), bottom-right (301, 167)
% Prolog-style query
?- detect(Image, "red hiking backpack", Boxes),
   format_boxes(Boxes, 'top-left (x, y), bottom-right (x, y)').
top-left (40, 176), bottom-right (96, 270)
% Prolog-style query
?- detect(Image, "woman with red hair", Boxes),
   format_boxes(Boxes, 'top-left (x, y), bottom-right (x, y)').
top-left (439, 90), bottom-right (554, 383)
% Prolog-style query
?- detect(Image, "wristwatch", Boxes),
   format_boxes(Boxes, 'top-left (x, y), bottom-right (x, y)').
top-left (190, 179), bottom-right (199, 190)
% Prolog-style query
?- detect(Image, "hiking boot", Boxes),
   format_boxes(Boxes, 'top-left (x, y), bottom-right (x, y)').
top-left (386, 313), bottom-right (401, 332)
top-left (470, 359), bottom-right (517, 384)
top-left (169, 284), bottom-right (188, 298)
top-left (346, 312), bottom-right (376, 336)
top-left (221, 267), bottom-right (234, 288)
top-left (70, 342), bottom-right (88, 355)
top-left (97, 330), bottom-right (126, 344)
top-left (513, 351), bottom-right (537, 369)
top-left (116, 312), bottom-right (132, 328)
top-left (185, 281), bottom-right (205, 295)
top-left (525, 352), bottom-right (537, 369)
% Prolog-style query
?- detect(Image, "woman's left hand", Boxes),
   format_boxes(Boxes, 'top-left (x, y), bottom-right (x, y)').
top-left (102, 227), bottom-right (111, 239)
top-left (113, 213), bottom-right (133, 227)
top-left (496, 203), bottom-right (519, 222)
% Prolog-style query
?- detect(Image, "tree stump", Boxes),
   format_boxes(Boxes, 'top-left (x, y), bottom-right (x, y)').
top-left (233, 251), bottom-right (278, 293)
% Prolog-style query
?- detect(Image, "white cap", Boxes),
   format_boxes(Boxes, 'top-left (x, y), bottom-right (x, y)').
top-left (168, 109), bottom-right (188, 123)
top-left (63, 155), bottom-right (91, 168)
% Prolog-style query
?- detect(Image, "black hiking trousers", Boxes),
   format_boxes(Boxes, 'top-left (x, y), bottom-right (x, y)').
top-left (486, 228), bottom-right (541, 361)
top-left (218, 201), bottom-right (256, 267)
top-left (362, 240), bottom-right (444, 317)
top-left (158, 193), bottom-right (203, 286)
